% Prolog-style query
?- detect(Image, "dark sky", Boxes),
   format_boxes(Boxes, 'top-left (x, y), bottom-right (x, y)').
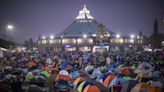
top-left (0, 0), bottom-right (164, 43)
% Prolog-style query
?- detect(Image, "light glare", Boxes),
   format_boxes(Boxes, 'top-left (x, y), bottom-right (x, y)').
top-left (7, 25), bottom-right (14, 30)
top-left (42, 36), bottom-right (46, 39)
top-left (116, 34), bottom-right (120, 38)
top-left (50, 35), bottom-right (54, 39)
top-left (130, 34), bottom-right (135, 38)
top-left (83, 34), bottom-right (87, 38)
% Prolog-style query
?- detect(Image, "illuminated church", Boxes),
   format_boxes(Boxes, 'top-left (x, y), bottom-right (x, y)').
top-left (37, 5), bottom-right (144, 52)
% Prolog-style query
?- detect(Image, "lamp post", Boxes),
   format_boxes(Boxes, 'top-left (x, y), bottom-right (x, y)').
top-left (7, 25), bottom-right (14, 31)
top-left (6, 24), bottom-right (15, 49)
top-left (6, 24), bottom-right (14, 42)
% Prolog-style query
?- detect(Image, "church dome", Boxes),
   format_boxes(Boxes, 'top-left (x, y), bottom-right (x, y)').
top-left (57, 5), bottom-right (112, 37)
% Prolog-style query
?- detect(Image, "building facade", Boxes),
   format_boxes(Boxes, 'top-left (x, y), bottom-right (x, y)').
top-left (37, 5), bottom-right (144, 52)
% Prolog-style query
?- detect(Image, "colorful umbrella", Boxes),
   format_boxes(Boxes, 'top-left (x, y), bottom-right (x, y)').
top-left (119, 66), bottom-right (134, 76)
top-left (55, 80), bottom-right (70, 89)
top-left (135, 73), bottom-right (150, 82)
top-left (83, 85), bottom-right (101, 92)
top-left (70, 71), bottom-right (80, 78)
top-left (43, 66), bottom-right (51, 71)
top-left (134, 62), bottom-right (153, 74)
top-left (26, 72), bottom-right (35, 80)
top-left (103, 75), bottom-right (116, 87)
top-left (109, 77), bottom-right (126, 88)
top-left (59, 70), bottom-right (69, 75)
top-left (77, 81), bottom-right (91, 92)
top-left (73, 77), bottom-right (85, 89)
top-left (55, 74), bottom-right (71, 81)
top-left (26, 61), bottom-right (36, 67)
top-left (85, 65), bottom-right (94, 73)
top-left (123, 76), bottom-right (132, 81)
top-left (40, 71), bottom-right (50, 78)
top-left (130, 82), bottom-right (161, 92)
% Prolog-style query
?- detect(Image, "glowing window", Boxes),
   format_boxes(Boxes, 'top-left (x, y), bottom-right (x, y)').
top-left (77, 38), bottom-right (83, 44)
top-left (88, 38), bottom-right (93, 43)
top-left (130, 39), bottom-right (134, 43)
top-left (50, 40), bottom-right (53, 44)
top-left (42, 40), bottom-right (47, 44)
top-left (119, 38), bottom-right (124, 43)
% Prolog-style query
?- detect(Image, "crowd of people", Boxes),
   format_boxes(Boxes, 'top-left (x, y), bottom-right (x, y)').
top-left (0, 50), bottom-right (164, 92)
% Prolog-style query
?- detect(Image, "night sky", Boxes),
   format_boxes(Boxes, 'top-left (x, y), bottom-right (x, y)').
top-left (0, 0), bottom-right (164, 44)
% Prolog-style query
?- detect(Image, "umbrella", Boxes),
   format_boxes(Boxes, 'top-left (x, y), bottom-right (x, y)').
top-left (103, 75), bottom-right (116, 87)
top-left (130, 82), bottom-right (161, 92)
top-left (91, 68), bottom-right (102, 79)
top-left (77, 81), bottom-right (87, 92)
top-left (152, 71), bottom-right (161, 79)
top-left (26, 61), bottom-right (36, 67)
top-left (123, 76), bottom-right (132, 81)
top-left (130, 64), bottom-right (137, 70)
top-left (43, 66), bottom-right (51, 71)
top-left (109, 77), bottom-right (126, 88)
top-left (40, 71), bottom-right (50, 78)
top-left (16, 60), bottom-right (26, 66)
top-left (26, 72), bottom-right (35, 80)
top-left (96, 73), bottom-right (110, 83)
top-left (59, 70), bottom-right (69, 75)
top-left (77, 81), bottom-right (92, 92)
top-left (118, 64), bottom-right (124, 69)
top-left (85, 65), bottom-right (94, 74)
top-left (135, 73), bottom-right (150, 82)
top-left (70, 71), bottom-right (80, 78)
top-left (55, 80), bottom-right (70, 89)
top-left (118, 66), bottom-right (134, 76)
top-left (134, 62), bottom-right (153, 74)
top-left (83, 85), bottom-right (101, 92)
top-left (99, 66), bottom-right (106, 72)
top-left (55, 74), bottom-right (71, 81)
top-left (50, 69), bottom-right (59, 77)
top-left (65, 65), bottom-right (73, 71)
top-left (108, 63), bottom-right (115, 70)
top-left (147, 80), bottom-right (163, 88)
top-left (61, 60), bottom-right (69, 69)
top-left (73, 77), bottom-right (85, 89)
top-left (121, 80), bottom-right (138, 92)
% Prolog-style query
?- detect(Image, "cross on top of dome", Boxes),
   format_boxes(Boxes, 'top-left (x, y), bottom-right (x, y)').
top-left (76, 5), bottom-right (94, 20)
top-left (84, 4), bottom-right (86, 8)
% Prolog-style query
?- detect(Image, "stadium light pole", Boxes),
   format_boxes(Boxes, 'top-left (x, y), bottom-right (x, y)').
top-left (7, 25), bottom-right (14, 31)
top-left (6, 24), bottom-right (15, 49)
top-left (6, 24), bottom-right (14, 36)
